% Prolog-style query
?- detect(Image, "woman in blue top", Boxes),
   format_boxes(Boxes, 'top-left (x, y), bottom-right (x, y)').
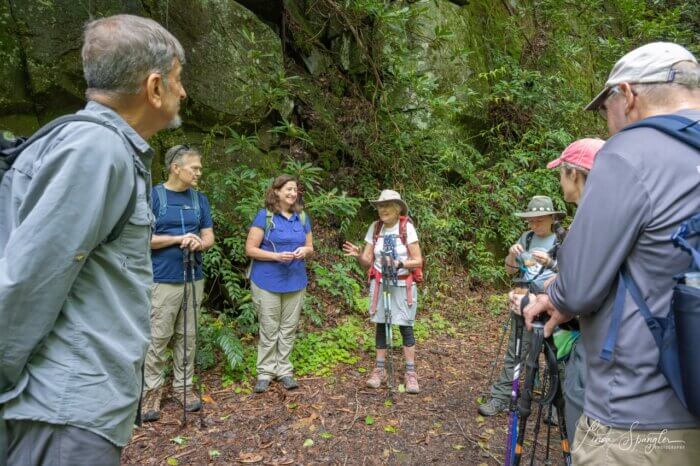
top-left (245, 175), bottom-right (313, 393)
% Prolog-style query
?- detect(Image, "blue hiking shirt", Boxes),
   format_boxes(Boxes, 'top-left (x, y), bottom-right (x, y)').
top-left (250, 209), bottom-right (311, 293)
top-left (151, 185), bottom-right (213, 283)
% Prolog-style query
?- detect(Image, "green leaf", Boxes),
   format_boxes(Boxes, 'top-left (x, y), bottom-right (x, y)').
top-left (383, 425), bottom-right (397, 433)
top-left (365, 415), bottom-right (375, 425)
top-left (303, 438), bottom-right (314, 447)
top-left (209, 450), bottom-right (222, 458)
top-left (320, 432), bottom-right (333, 439)
top-left (170, 435), bottom-right (188, 446)
top-left (166, 458), bottom-right (179, 466)
top-left (452, 444), bottom-right (465, 450)
top-left (398, 384), bottom-right (406, 393)
top-left (287, 402), bottom-right (298, 409)
top-left (357, 366), bottom-right (367, 374)
top-left (384, 399), bottom-right (393, 408)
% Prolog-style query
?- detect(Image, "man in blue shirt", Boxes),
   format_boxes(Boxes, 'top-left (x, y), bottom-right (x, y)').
top-left (141, 145), bottom-right (215, 422)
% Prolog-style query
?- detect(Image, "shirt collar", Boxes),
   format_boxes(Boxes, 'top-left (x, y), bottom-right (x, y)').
top-left (83, 101), bottom-right (153, 155)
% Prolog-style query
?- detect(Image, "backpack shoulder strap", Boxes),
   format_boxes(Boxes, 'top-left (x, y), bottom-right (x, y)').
top-left (600, 267), bottom-right (660, 361)
top-left (621, 115), bottom-right (700, 151)
top-left (154, 184), bottom-right (168, 220)
top-left (103, 166), bottom-right (138, 244)
top-left (372, 220), bottom-right (383, 244)
top-left (264, 209), bottom-right (275, 233)
top-left (398, 216), bottom-right (410, 246)
top-left (189, 188), bottom-right (201, 224)
top-left (525, 231), bottom-right (535, 251)
top-left (299, 210), bottom-right (307, 227)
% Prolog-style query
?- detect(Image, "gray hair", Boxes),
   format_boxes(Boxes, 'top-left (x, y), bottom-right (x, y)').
top-left (82, 14), bottom-right (185, 97)
top-left (560, 162), bottom-right (589, 179)
top-left (165, 144), bottom-right (201, 172)
top-left (631, 61), bottom-right (700, 106)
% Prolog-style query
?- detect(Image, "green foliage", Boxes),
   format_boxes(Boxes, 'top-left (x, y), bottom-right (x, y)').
top-left (312, 262), bottom-right (364, 313)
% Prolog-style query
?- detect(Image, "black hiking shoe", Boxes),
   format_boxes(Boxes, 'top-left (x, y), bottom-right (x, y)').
top-left (478, 398), bottom-right (509, 417)
top-left (278, 376), bottom-right (299, 390)
top-left (254, 378), bottom-right (270, 393)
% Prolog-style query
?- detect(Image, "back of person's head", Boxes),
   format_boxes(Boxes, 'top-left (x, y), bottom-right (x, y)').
top-left (82, 14), bottom-right (185, 98)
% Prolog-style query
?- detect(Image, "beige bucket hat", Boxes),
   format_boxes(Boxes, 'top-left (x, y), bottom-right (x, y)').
top-left (371, 189), bottom-right (408, 216)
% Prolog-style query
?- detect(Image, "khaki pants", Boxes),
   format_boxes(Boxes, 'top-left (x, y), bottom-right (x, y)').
top-left (251, 282), bottom-right (305, 380)
top-left (143, 280), bottom-right (204, 393)
top-left (572, 415), bottom-right (700, 465)
top-left (490, 311), bottom-right (533, 402)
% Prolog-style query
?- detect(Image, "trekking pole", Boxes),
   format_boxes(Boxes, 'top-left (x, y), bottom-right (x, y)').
top-left (504, 310), bottom-right (525, 466)
top-left (187, 249), bottom-right (205, 427)
top-left (513, 319), bottom-right (558, 465)
top-left (482, 310), bottom-right (511, 400)
top-left (381, 235), bottom-right (399, 398)
top-left (181, 248), bottom-right (190, 425)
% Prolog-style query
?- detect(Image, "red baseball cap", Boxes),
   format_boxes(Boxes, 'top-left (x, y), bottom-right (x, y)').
top-left (547, 138), bottom-right (605, 171)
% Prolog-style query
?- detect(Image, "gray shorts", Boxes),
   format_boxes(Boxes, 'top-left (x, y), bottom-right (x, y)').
top-left (369, 282), bottom-right (418, 326)
top-left (5, 420), bottom-right (120, 466)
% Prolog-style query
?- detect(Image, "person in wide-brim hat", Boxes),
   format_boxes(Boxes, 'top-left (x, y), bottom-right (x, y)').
top-left (342, 189), bottom-right (423, 394)
top-left (370, 189), bottom-right (409, 216)
top-left (514, 195), bottom-right (565, 218)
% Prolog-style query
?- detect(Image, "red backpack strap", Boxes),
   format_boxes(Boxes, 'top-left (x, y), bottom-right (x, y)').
top-left (399, 216), bottom-right (411, 248)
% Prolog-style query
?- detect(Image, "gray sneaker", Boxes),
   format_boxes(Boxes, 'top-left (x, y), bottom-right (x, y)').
top-left (478, 398), bottom-right (509, 416)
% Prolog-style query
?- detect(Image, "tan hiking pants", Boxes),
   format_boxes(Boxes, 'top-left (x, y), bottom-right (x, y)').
top-left (143, 280), bottom-right (204, 393)
top-left (251, 282), bottom-right (305, 380)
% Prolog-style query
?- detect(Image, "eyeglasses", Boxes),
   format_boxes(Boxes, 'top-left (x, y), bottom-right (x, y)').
top-left (597, 86), bottom-right (622, 120)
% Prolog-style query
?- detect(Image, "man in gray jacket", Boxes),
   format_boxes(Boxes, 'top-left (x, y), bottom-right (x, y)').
top-left (525, 42), bottom-right (700, 464)
top-left (0, 15), bottom-right (186, 465)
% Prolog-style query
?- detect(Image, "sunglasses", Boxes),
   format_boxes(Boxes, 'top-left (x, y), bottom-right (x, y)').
top-left (165, 144), bottom-right (192, 167)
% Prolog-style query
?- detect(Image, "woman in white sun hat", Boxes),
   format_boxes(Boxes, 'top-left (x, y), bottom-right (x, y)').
top-left (343, 190), bottom-right (424, 394)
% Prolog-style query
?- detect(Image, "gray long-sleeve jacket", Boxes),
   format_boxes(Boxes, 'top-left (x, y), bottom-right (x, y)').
top-left (548, 109), bottom-right (700, 429)
top-left (0, 101), bottom-right (154, 446)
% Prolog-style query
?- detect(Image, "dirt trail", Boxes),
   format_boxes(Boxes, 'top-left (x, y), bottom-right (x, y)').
top-left (122, 304), bottom-right (565, 465)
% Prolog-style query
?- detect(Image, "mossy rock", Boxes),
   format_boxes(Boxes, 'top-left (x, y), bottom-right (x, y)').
top-left (145, 0), bottom-right (287, 130)
top-left (0, 2), bottom-right (34, 118)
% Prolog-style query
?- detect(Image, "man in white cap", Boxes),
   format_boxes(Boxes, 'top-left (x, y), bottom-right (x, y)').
top-left (525, 42), bottom-right (700, 464)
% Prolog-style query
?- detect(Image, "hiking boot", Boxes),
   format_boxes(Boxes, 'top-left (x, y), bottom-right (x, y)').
top-left (366, 367), bottom-right (386, 389)
top-left (405, 371), bottom-right (420, 394)
top-left (254, 378), bottom-right (270, 393)
top-left (279, 376), bottom-right (299, 390)
top-left (478, 397), bottom-right (509, 417)
top-left (174, 389), bottom-right (202, 412)
top-left (141, 387), bottom-right (164, 422)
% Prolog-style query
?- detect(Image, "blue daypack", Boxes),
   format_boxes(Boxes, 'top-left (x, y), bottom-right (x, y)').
top-left (600, 114), bottom-right (700, 417)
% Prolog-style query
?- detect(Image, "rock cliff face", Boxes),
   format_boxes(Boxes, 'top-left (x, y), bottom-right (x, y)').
top-left (0, 0), bottom-right (286, 133)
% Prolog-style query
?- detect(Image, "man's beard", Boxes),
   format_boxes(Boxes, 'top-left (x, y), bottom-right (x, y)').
top-left (166, 113), bottom-right (182, 129)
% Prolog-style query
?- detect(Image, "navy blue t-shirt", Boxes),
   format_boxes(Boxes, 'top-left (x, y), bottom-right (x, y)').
top-left (250, 209), bottom-right (312, 293)
top-left (151, 185), bottom-right (214, 283)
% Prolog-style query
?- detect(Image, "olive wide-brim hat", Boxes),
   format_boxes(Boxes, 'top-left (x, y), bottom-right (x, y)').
top-left (514, 195), bottom-right (565, 218)
top-left (370, 189), bottom-right (409, 216)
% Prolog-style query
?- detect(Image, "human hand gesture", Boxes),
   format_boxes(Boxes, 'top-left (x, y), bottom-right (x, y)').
top-left (180, 233), bottom-right (203, 251)
top-left (531, 250), bottom-right (552, 267)
top-left (292, 246), bottom-right (309, 259)
top-left (509, 243), bottom-right (524, 257)
top-left (277, 251), bottom-right (295, 263)
top-left (342, 241), bottom-right (361, 257)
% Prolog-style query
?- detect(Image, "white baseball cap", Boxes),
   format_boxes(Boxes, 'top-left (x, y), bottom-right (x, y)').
top-left (585, 42), bottom-right (698, 111)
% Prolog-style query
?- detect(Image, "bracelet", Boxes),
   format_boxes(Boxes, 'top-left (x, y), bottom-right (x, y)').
top-left (505, 262), bottom-right (518, 270)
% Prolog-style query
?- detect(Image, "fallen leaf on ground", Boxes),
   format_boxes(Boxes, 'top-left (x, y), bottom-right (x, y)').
top-left (302, 439), bottom-right (314, 447)
top-left (201, 394), bottom-right (215, 404)
top-left (238, 452), bottom-right (263, 463)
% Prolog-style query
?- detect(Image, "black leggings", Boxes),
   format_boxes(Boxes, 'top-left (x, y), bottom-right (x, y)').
top-left (375, 323), bottom-right (415, 349)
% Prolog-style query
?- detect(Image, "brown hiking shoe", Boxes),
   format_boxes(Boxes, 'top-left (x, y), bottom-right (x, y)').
top-left (142, 387), bottom-right (164, 422)
top-left (405, 371), bottom-right (420, 394)
top-left (174, 389), bottom-right (203, 412)
top-left (366, 367), bottom-right (386, 388)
